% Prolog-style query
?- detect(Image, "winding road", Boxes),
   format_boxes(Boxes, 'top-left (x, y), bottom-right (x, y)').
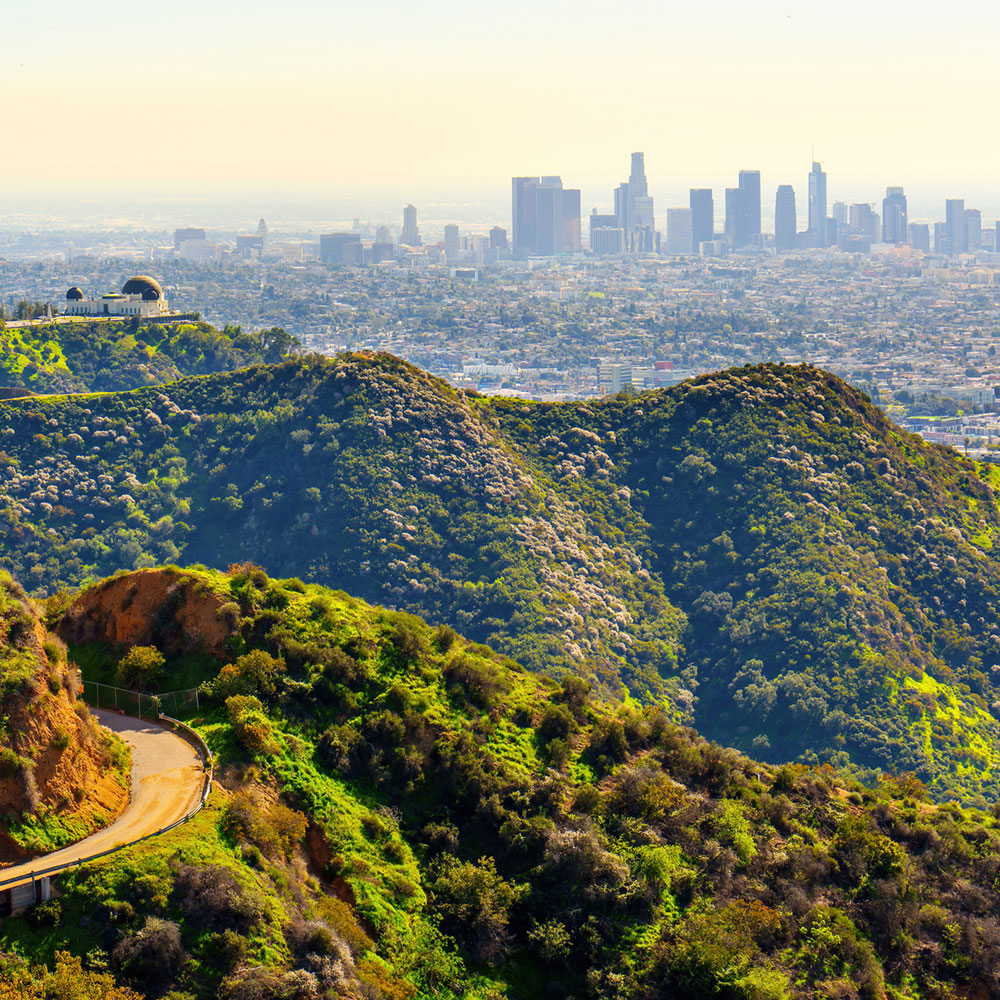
top-left (0, 710), bottom-right (207, 890)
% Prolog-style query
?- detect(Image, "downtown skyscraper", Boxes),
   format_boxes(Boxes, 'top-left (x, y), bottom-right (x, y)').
top-left (689, 189), bottom-right (714, 251)
top-left (512, 176), bottom-right (581, 257)
top-left (881, 187), bottom-right (907, 244)
top-left (614, 152), bottom-right (656, 252)
top-left (808, 162), bottom-right (828, 246)
top-left (774, 185), bottom-right (797, 250)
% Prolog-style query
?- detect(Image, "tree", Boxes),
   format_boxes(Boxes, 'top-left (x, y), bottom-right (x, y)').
top-left (116, 645), bottom-right (165, 691)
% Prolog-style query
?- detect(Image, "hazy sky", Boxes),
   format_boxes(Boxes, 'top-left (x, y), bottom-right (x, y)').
top-left (3, 0), bottom-right (999, 214)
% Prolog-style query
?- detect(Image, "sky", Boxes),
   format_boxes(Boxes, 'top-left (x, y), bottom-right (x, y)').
top-left (3, 0), bottom-right (999, 218)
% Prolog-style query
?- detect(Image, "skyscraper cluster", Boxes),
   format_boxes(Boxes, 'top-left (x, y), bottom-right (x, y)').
top-left (508, 155), bottom-right (992, 259)
top-left (512, 176), bottom-right (582, 257)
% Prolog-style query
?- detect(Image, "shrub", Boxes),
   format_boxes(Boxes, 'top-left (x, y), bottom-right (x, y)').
top-left (115, 645), bottom-right (165, 691)
top-left (173, 863), bottom-right (265, 933)
top-left (431, 856), bottom-right (520, 964)
top-left (111, 916), bottom-right (186, 987)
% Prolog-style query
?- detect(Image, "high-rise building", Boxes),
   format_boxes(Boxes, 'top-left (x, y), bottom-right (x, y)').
top-left (512, 176), bottom-right (581, 256)
top-left (689, 189), bottom-right (714, 250)
top-left (725, 187), bottom-right (742, 248)
top-left (832, 201), bottom-right (848, 227)
top-left (489, 226), bottom-right (508, 249)
top-left (320, 233), bottom-right (363, 264)
top-left (589, 211), bottom-right (623, 255)
top-left (882, 187), bottom-right (907, 244)
top-left (666, 209), bottom-right (693, 254)
top-left (934, 222), bottom-right (948, 254)
top-left (908, 222), bottom-right (931, 251)
top-left (738, 170), bottom-right (762, 244)
top-left (444, 224), bottom-right (460, 261)
top-left (774, 185), bottom-right (797, 250)
top-left (808, 162), bottom-right (828, 246)
top-left (612, 153), bottom-right (655, 251)
top-left (401, 204), bottom-right (421, 246)
top-left (966, 208), bottom-right (983, 252)
top-left (174, 227), bottom-right (206, 250)
top-left (849, 203), bottom-right (877, 241)
top-left (946, 199), bottom-right (967, 255)
top-left (561, 187), bottom-right (582, 254)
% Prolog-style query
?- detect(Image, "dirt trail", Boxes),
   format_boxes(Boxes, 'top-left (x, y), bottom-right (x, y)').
top-left (0, 710), bottom-right (206, 889)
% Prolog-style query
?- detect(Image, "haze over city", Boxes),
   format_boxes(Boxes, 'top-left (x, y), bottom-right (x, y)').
top-left (5, 0), bottom-right (1000, 214)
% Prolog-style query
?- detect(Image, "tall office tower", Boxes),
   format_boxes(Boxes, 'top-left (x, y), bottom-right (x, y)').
top-left (613, 153), bottom-right (655, 251)
top-left (589, 210), bottom-right (623, 254)
top-left (614, 183), bottom-right (630, 238)
top-left (561, 187), bottom-right (582, 253)
top-left (738, 170), bottom-right (762, 244)
top-left (689, 189), bottom-right (714, 250)
top-left (881, 187), bottom-right (907, 244)
top-left (933, 222), bottom-right (948, 254)
top-left (966, 209), bottom-right (983, 251)
top-left (629, 152), bottom-right (648, 199)
top-left (256, 218), bottom-right (268, 250)
top-left (401, 204), bottom-right (421, 246)
top-left (489, 226), bottom-right (508, 249)
top-left (513, 176), bottom-right (581, 256)
top-left (174, 227), bottom-right (206, 250)
top-left (774, 185), bottom-right (797, 250)
top-left (512, 178), bottom-right (538, 256)
top-left (849, 204), bottom-right (877, 241)
top-left (832, 201), bottom-right (848, 227)
top-left (444, 224), bottom-right (460, 261)
top-left (725, 187), bottom-right (743, 248)
top-left (808, 162), bottom-right (828, 246)
top-left (908, 222), bottom-right (931, 251)
top-left (945, 199), bottom-right (967, 255)
top-left (666, 209), bottom-right (693, 253)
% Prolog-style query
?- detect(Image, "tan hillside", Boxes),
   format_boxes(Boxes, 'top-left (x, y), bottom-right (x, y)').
top-left (0, 573), bottom-right (129, 863)
top-left (56, 567), bottom-right (231, 659)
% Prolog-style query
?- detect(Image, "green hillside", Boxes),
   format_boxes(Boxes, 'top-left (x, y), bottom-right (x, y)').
top-left (3, 564), bottom-right (1000, 1000)
top-left (1, 356), bottom-right (1000, 798)
top-left (0, 317), bottom-right (298, 394)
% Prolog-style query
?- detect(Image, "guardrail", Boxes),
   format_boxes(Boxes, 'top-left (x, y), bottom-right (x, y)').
top-left (0, 712), bottom-right (213, 894)
top-left (157, 713), bottom-right (214, 809)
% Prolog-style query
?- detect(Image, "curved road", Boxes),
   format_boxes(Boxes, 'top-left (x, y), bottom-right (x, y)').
top-left (0, 710), bottom-right (206, 889)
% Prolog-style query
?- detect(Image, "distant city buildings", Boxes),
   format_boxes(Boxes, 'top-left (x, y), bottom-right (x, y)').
top-left (774, 185), bottom-right (797, 250)
top-left (808, 162), bottom-right (828, 246)
top-left (401, 204), bottom-right (421, 247)
top-left (666, 209), bottom-right (693, 254)
top-left (444, 224), bottom-right (460, 262)
top-left (882, 188), bottom-right (907, 244)
top-left (946, 199), bottom-right (966, 255)
top-left (689, 189), bottom-right (714, 251)
top-left (512, 176), bottom-right (581, 257)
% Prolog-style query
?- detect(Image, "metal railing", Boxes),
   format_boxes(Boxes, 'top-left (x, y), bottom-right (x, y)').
top-left (0, 710), bottom-right (213, 894)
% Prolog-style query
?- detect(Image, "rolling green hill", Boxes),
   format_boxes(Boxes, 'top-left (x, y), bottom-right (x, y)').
top-left (0, 317), bottom-right (298, 394)
top-left (4, 564), bottom-right (1000, 1000)
top-left (1, 356), bottom-right (1000, 798)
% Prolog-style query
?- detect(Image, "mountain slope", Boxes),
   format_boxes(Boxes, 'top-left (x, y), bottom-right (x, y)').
top-left (2, 357), bottom-right (1000, 796)
top-left (6, 564), bottom-right (1000, 1000)
top-left (0, 355), bottom-right (685, 700)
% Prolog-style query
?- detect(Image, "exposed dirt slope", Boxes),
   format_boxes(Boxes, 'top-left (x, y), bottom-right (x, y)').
top-left (57, 568), bottom-right (231, 658)
top-left (0, 575), bottom-right (129, 861)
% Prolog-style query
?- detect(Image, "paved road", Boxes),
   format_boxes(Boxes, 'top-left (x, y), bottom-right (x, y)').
top-left (0, 710), bottom-right (206, 889)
